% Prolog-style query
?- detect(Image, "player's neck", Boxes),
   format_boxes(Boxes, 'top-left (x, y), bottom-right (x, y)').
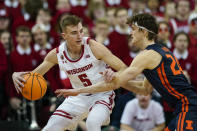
top-left (66, 43), bottom-right (82, 59)
top-left (142, 39), bottom-right (155, 50)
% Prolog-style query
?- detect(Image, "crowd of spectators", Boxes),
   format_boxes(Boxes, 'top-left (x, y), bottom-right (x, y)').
top-left (0, 0), bottom-right (197, 130)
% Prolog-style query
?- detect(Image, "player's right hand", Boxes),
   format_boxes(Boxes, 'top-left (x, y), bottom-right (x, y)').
top-left (12, 72), bottom-right (28, 94)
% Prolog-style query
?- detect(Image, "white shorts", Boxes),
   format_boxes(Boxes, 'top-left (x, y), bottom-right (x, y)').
top-left (51, 91), bottom-right (115, 130)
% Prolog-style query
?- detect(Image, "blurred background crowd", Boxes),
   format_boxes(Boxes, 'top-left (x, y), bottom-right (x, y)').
top-left (0, 0), bottom-right (197, 130)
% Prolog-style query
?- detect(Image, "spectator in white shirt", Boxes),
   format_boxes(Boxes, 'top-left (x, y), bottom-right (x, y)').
top-left (120, 94), bottom-right (165, 131)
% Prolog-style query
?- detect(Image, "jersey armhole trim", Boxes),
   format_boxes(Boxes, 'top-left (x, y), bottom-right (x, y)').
top-left (56, 47), bottom-right (59, 54)
top-left (86, 37), bottom-right (91, 44)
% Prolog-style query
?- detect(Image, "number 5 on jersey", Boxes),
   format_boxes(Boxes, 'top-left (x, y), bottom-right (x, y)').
top-left (78, 73), bottom-right (92, 87)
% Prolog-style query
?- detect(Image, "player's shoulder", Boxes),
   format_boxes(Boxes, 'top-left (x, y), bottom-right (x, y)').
top-left (88, 38), bottom-right (112, 59)
top-left (44, 48), bottom-right (58, 64)
top-left (132, 49), bottom-right (161, 65)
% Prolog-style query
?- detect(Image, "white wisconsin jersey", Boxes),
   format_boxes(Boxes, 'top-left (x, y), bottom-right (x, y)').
top-left (56, 37), bottom-right (109, 93)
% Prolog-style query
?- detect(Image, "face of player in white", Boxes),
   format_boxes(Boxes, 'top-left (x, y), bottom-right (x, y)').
top-left (61, 22), bottom-right (84, 52)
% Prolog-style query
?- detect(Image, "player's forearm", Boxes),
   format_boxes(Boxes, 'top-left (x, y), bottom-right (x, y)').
top-left (123, 80), bottom-right (149, 95)
top-left (151, 123), bottom-right (165, 131)
top-left (78, 81), bottom-right (119, 94)
top-left (32, 61), bottom-right (55, 75)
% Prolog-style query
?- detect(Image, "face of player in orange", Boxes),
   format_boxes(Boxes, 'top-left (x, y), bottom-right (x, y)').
top-left (130, 24), bottom-right (146, 48)
top-left (62, 22), bottom-right (84, 48)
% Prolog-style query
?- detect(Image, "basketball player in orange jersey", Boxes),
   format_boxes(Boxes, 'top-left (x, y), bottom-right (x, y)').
top-left (12, 15), bottom-right (127, 131)
top-left (56, 13), bottom-right (197, 131)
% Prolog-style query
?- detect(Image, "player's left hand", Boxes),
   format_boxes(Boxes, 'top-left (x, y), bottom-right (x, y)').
top-left (100, 68), bottom-right (115, 82)
top-left (55, 89), bottom-right (80, 97)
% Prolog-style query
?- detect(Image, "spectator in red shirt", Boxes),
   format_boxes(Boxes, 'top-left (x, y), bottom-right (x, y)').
top-left (188, 13), bottom-right (197, 48)
top-left (157, 21), bottom-right (173, 50)
top-left (106, 7), bottom-right (116, 32)
top-left (169, 0), bottom-right (190, 37)
top-left (0, 30), bottom-right (12, 55)
top-left (0, 6), bottom-right (11, 32)
top-left (69, 0), bottom-right (93, 30)
top-left (93, 18), bottom-right (110, 46)
top-left (163, 1), bottom-right (176, 22)
top-left (108, 7), bottom-right (130, 63)
top-left (147, 0), bottom-right (163, 20)
top-left (128, 0), bottom-right (146, 17)
top-left (36, 8), bottom-right (60, 48)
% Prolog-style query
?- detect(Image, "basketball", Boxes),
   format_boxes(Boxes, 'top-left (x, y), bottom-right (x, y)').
top-left (21, 72), bottom-right (47, 101)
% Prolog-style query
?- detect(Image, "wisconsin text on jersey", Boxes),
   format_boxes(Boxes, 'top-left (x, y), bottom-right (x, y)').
top-left (66, 63), bottom-right (93, 75)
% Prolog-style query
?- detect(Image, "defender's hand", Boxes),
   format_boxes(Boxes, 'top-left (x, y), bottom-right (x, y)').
top-left (100, 68), bottom-right (116, 82)
top-left (55, 89), bottom-right (80, 97)
top-left (12, 72), bottom-right (28, 93)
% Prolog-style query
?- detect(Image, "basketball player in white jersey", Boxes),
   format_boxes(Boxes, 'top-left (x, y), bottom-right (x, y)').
top-left (12, 15), bottom-right (127, 131)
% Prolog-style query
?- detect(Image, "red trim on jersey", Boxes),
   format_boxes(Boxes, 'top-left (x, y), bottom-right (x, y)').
top-left (55, 110), bottom-right (71, 116)
top-left (63, 45), bottom-right (84, 62)
top-left (86, 37), bottom-right (91, 44)
top-left (95, 101), bottom-right (112, 110)
top-left (56, 47), bottom-right (59, 53)
top-left (93, 92), bottom-right (115, 111)
top-left (52, 113), bottom-right (73, 119)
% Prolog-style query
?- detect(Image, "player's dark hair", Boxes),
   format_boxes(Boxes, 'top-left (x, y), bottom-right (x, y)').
top-left (173, 31), bottom-right (190, 44)
top-left (60, 15), bottom-right (82, 31)
top-left (16, 26), bottom-right (31, 36)
top-left (127, 13), bottom-right (158, 40)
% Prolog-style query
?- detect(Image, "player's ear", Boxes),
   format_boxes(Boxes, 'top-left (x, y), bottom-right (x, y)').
top-left (144, 30), bottom-right (149, 38)
top-left (61, 33), bottom-right (67, 40)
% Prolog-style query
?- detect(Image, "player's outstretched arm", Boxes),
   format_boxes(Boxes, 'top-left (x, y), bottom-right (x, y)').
top-left (55, 50), bottom-right (161, 96)
top-left (12, 48), bottom-right (58, 93)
